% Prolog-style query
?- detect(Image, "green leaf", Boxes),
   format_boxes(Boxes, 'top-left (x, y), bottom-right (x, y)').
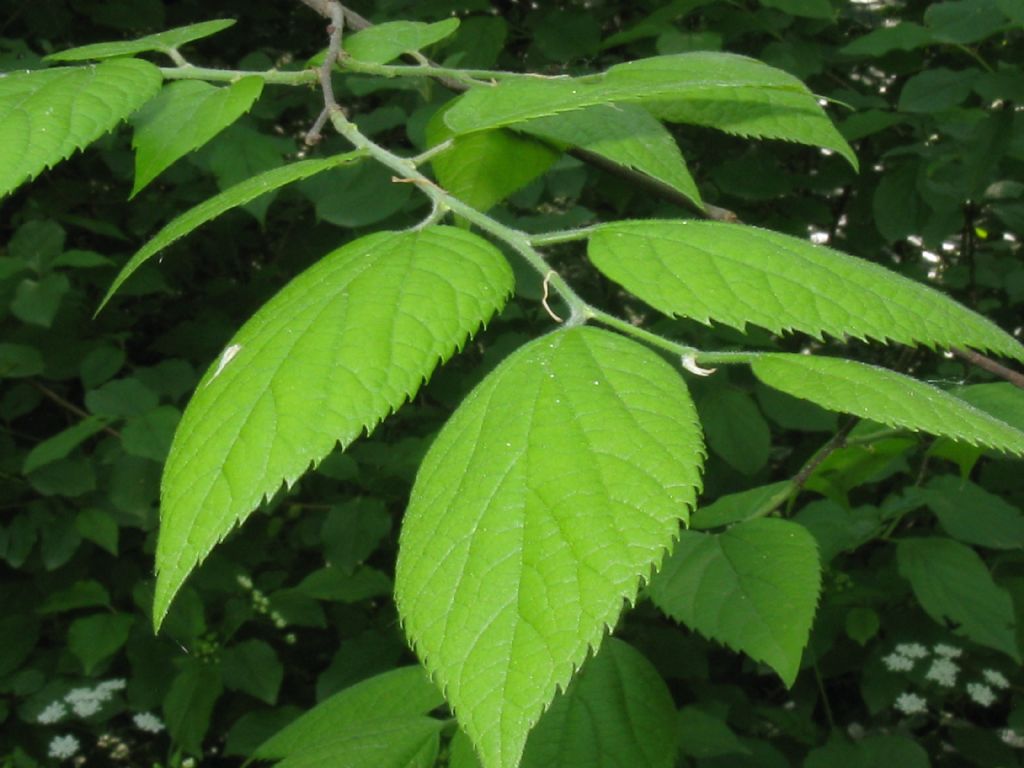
top-left (805, 734), bottom-right (930, 768)
top-left (200, 124), bottom-right (292, 222)
top-left (344, 19), bottom-right (460, 64)
top-left (690, 481), bottom-right (793, 530)
top-left (925, 0), bottom-right (1010, 43)
top-left (426, 107), bottom-right (559, 213)
top-left (253, 666), bottom-right (444, 758)
top-left (23, 416), bottom-right (109, 474)
top-left (259, 719), bottom-right (443, 768)
top-left (10, 274), bottom-right (70, 327)
top-left (676, 707), bottom-right (750, 759)
top-left (0, 343), bottom-right (44, 378)
top-left (164, 658), bottom-right (223, 756)
top-left (46, 19), bottom-right (236, 62)
top-left (67, 612), bottom-right (134, 674)
top-left (154, 227), bottom-right (513, 627)
top-left (898, 68), bottom-right (978, 113)
top-left (121, 406), bottom-right (181, 462)
top-left (760, 0), bottom-right (834, 19)
top-left (0, 59), bottom-right (162, 198)
top-left (920, 476), bottom-right (1024, 549)
top-left (520, 639), bottom-right (678, 768)
top-left (897, 537), bottom-right (1019, 660)
top-left (99, 152), bottom-right (362, 310)
top-left (75, 508), bottom-right (119, 555)
top-left (38, 580), bottom-right (111, 614)
top-left (697, 387), bottom-right (771, 475)
top-left (587, 221), bottom-right (1024, 361)
top-left (131, 77), bottom-right (264, 196)
top-left (86, 377), bottom-right (158, 418)
top-left (321, 499), bottom-right (392, 572)
top-left (444, 53), bottom-right (855, 169)
top-left (395, 327), bottom-right (703, 768)
top-left (300, 161), bottom-right (413, 228)
top-left (221, 639), bottom-right (283, 705)
top-left (750, 355), bottom-right (1024, 454)
top-left (840, 23), bottom-right (935, 56)
top-left (648, 518), bottom-right (821, 686)
top-left (953, 382), bottom-right (1024, 432)
top-left (516, 104), bottom-right (702, 208)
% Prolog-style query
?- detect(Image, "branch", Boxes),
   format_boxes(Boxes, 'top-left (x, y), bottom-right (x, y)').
top-left (30, 381), bottom-right (121, 439)
top-left (953, 347), bottom-right (1024, 389)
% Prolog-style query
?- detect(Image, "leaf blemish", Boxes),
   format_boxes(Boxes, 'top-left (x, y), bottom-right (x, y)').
top-left (208, 343), bottom-right (242, 385)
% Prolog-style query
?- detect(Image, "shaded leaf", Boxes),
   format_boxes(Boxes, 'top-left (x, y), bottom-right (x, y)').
top-left (697, 387), bottom-right (771, 475)
top-left (520, 639), bottom-right (678, 768)
top-left (897, 537), bottom-right (1019, 660)
top-left (222, 639), bottom-right (283, 704)
top-left (588, 221), bottom-right (1024, 361)
top-left (344, 19), bottom-right (460, 64)
top-left (154, 227), bottom-right (513, 626)
top-left (396, 327), bottom-right (703, 768)
top-left (164, 659), bottom-right (223, 756)
top-left (68, 612), bottom-right (134, 674)
top-left (100, 152), bottom-right (363, 309)
top-left (920, 475), bottom-right (1024, 549)
top-left (0, 59), bottom-right (162, 197)
top-left (23, 416), bottom-right (109, 474)
top-left (648, 518), bottom-right (821, 686)
top-left (751, 354), bottom-right (1024, 454)
top-left (46, 19), bottom-right (236, 61)
top-left (131, 77), bottom-right (264, 196)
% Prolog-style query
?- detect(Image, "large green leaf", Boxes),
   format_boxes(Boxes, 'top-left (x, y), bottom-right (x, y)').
top-left (395, 327), bottom-right (703, 768)
top-left (46, 19), bottom-right (236, 62)
top-left (0, 59), bottom-right (162, 198)
top-left (443, 53), bottom-right (854, 168)
top-left (897, 537), bottom-right (1019, 660)
top-left (516, 104), bottom-right (702, 208)
top-left (131, 77), bottom-right (264, 196)
top-left (154, 227), bottom-right (514, 627)
top-left (258, 719), bottom-right (443, 768)
top-left (99, 152), bottom-right (364, 310)
top-left (520, 639), bottom-right (678, 768)
top-left (751, 355), bottom-right (1024, 454)
top-left (588, 221), bottom-right (1024, 362)
top-left (344, 19), bottom-right (460, 64)
top-left (253, 666), bottom-right (444, 762)
top-left (648, 518), bottom-right (821, 686)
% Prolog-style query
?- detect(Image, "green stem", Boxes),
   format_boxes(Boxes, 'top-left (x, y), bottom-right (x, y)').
top-left (527, 226), bottom-right (600, 246)
top-left (340, 57), bottom-right (568, 85)
top-left (158, 65), bottom-right (317, 86)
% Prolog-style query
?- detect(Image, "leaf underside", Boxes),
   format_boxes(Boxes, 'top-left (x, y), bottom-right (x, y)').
top-left (752, 354), bottom-right (1024, 455)
top-left (395, 326), bottom-right (704, 768)
top-left (588, 220), bottom-right (1024, 362)
top-left (0, 58), bottom-right (162, 198)
top-left (154, 227), bottom-right (514, 627)
top-left (648, 518), bottom-right (821, 686)
top-left (131, 76), bottom-right (264, 196)
top-left (99, 152), bottom-right (365, 310)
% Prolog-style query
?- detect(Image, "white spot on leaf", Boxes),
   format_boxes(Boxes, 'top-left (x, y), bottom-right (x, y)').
top-left (208, 344), bottom-right (242, 385)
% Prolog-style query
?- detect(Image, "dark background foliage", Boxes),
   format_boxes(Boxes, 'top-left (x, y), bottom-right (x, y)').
top-left (2, 1), bottom-right (1023, 766)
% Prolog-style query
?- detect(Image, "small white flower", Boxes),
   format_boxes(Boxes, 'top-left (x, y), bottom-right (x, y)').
top-left (37, 701), bottom-right (67, 724)
top-left (71, 697), bottom-right (101, 717)
top-left (895, 643), bottom-right (929, 659)
top-left (64, 687), bottom-right (94, 704)
top-left (95, 679), bottom-right (126, 695)
top-left (132, 711), bottom-right (165, 733)
top-left (933, 643), bottom-right (962, 659)
top-left (1001, 729), bottom-right (1024, 749)
top-left (925, 658), bottom-right (958, 687)
top-left (894, 692), bottom-right (928, 715)
top-left (65, 686), bottom-right (107, 716)
top-left (883, 652), bottom-right (915, 672)
top-left (236, 574), bottom-right (253, 590)
top-left (48, 734), bottom-right (80, 760)
top-left (967, 682), bottom-right (996, 707)
top-left (847, 722), bottom-right (865, 740)
top-left (983, 669), bottom-right (1010, 689)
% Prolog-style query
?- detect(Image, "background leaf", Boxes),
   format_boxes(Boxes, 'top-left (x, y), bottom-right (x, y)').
top-left (344, 19), bottom-right (460, 64)
top-left (917, 476), bottom-right (1024, 549)
top-left (520, 639), bottom-right (678, 768)
top-left (648, 518), bottom-right (821, 686)
top-left (0, 59), bottom-right (161, 198)
top-left (897, 537), bottom-right (1019, 660)
top-left (130, 77), bottom-right (264, 196)
top-left (395, 327), bottom-right (703, 768)
top-left (154, 227), bottom-right (513, 626)
top-left (588, 221), bottom-right (1024, 361)
top-left (751, 354), bottom-right (1024, 454)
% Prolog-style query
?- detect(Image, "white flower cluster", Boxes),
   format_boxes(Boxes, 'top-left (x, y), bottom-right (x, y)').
top-left (47, 734), bottom-right (80, 760)
top-left (1002, 729), bottom-right (1024, 749)
top-left (38, 679), bottom-right (127, 724)
top-left (882, 642), bottom-right (931, 672)
top-left (894, 692), bottom-right (927, 715)
top-left (925, 658), bottom-right (958, 688)
top-left (132, 711), bottom-right (165, 733)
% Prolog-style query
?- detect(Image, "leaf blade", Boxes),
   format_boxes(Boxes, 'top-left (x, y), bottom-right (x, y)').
top-left (344, 19), bottom-right (460, 64)
top-left (751, 354), bottom-right (1024, 454)
top-left (0, 59), bottom-right (162, 198)
top-left (45, 19), bottom-right (236, 62)
top-left (395, 326), bottom-right (703, 768)
top-left (588, 220), bottom-right (1024, 362)
top-left (99, 152), bottom-right (364, 311)
top-left (154, 227), bottom-right (514, 626)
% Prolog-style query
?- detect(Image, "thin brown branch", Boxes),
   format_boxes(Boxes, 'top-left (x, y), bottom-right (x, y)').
top-left (305, 0), bottom-right (345, 144)
top-left (30, 381), bottom-right (121, 439)
top-left (953, 347), bottom-right (1024, 389)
